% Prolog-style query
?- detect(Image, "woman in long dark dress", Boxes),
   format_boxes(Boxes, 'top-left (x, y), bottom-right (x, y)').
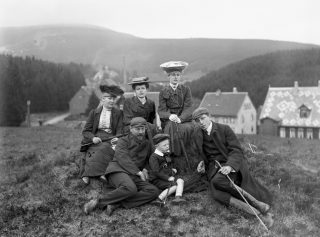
top-left (158, 61), bottom-right (195, 157)
top-left (80, 84), bottom-right (124, 184)
top-left (123, 77), bottom-right (161, 134)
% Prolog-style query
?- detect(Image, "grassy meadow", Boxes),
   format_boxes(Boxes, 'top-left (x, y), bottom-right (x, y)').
top-left (0, 123), bottom-right (319, 237)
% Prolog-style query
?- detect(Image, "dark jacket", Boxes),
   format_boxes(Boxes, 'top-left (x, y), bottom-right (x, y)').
top-left (81, 106), bottom-right (123, 148)
top-left (158, 84), bottom-right (193, 123)
top-left (123, 96), bottom-right (156, 126)
top-left (105, 134), bottom-right (153, 176)
top-left (193, 122), bottom-right (273, 205)
top-left (149, 153), bottom-right (174, 181)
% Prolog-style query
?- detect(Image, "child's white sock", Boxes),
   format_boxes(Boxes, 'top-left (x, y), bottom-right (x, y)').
top-left (159, 185), bottom-right (177, 200)
top-left (175, 178), bottom-right (184, 197)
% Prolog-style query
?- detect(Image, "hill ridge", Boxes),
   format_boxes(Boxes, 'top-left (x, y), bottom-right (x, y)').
top-left (0, 25), bottom-right (318, 81)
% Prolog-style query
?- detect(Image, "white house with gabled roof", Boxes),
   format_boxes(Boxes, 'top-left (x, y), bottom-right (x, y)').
top-left (199, 88), bottom-right (257, 134)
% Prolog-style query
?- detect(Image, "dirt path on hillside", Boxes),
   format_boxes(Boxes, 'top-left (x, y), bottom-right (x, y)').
top-left (43, 112), bottom-right (70, 125)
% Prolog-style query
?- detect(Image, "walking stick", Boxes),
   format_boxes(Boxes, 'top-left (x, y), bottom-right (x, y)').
top-left (163, 180), bottom-right (175, 206)
top-left (174, 122), bottom-right (191, 171)
top-left (215, 160), bottom-right (269, 232)
top-left (162, 168), bottom-right (176, 206)
top-left (80, 133), bottom-right (129, 152)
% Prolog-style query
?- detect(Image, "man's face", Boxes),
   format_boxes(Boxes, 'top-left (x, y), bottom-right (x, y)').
top-left (101, 92), bottom-right (116, 109)
top-left (195, 114), bottom-right (211, 130)
top-left (130, 126), bottom-right (146, 140)
top-left (156, 139), bottom-right (170, 153)
top-left (168, 71), bottom-right (181, 85)
top-left (135, 84), bottom-right (147, 98)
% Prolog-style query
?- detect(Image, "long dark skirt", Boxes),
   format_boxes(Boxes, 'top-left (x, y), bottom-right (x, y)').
top-left (163, 121), bottom-right (195, 156)
top-left (82, 142), bottom-right (115, 177)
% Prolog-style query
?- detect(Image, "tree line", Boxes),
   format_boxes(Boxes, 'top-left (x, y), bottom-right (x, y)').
top-left (0, 54), bottom-right (86, 126)
top-left (187, 48), bottom-right (320, 108)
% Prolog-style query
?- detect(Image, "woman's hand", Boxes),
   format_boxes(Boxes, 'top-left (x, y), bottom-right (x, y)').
top-left (92, 137), bottom-right (102, 144)
top-left (110, 137), bottom-right (118, 145)
top-left (156, 113), bottom-right (162, 130)
top-left (168, 176), bottom-right (175, 182)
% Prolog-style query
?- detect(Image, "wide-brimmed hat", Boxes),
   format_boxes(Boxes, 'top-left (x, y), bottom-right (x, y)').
top-left (160, 61), bottom-right (188, 73)
top-left (99, 84), bottom-right (124, 97)
top-left (127, 77), bottom-right (149, 85)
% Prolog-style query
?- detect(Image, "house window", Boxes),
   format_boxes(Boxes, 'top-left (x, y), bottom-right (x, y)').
top-left (289, 128), bottom-right (296, 138)
top-left (297, 128), bottom-right (304, 138)
top-left (280, 127), bottom-right (286, 138)
top-left (307, 128), bottom-right (313, 139)
top-left (251, 114), bottom-right (254, 121)
top-left (241, 115), bottom-right (245, 123)
top-left (251, 126), bottom-right (254, 133)
top-left (300, 105), bottom-right (311, 118)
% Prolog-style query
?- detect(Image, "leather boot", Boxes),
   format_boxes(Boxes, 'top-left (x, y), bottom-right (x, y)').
top-left (106, 203), bottom-right (120, 216)
top-left (233, 184), bottom-right (270, 214)
top-left (230, 197), bottom-right (261, 215)
top-left (229, 197), bottom-right (274, 227)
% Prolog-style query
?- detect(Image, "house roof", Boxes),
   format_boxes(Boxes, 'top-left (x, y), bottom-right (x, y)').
top-left (199, 92), bottom-right (247, 117)
top-left (260, 86), bottom-right (320, 127)
top-left (123, 92), bottom-right (160, 108)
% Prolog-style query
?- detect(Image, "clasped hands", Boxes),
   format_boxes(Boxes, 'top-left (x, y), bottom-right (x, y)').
top-left (92, 137), bottom-right (118, 144)
top-left (169, 114), bottom-right (181, 123)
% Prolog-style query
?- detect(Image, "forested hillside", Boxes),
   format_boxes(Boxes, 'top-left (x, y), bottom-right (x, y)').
top-left (0, 55), bottom-right (86, 126)
top-left (0, 25), bottom-right (317, 81)
top-left (188, 48), bottom-right (320, 108)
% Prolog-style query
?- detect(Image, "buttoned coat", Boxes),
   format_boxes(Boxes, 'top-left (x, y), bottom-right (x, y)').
top-left (158, 84), bottom-right (193, 123)
top-left (193, 122), bottom-right (272, 205)
top-left (123, 96), bottom-right (156, 126)
top-left (105, 134), bottom-right (153, 176)
top-left (81, 106), bottom-right (123, 147)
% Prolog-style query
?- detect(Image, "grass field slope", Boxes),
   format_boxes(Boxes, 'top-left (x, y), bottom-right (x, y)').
top-left (0, 124), bottom-right (319, 236)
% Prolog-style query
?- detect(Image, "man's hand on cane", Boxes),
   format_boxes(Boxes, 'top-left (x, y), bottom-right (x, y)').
top-left (219, 165), bottom-right (233, 175)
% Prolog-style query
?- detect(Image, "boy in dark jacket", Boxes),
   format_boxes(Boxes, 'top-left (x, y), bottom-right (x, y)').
top-left (149, 134), bottom-right (186, 205)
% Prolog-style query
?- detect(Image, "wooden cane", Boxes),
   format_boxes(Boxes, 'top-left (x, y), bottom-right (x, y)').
top-left (215, 160), bottom-right (269, 232)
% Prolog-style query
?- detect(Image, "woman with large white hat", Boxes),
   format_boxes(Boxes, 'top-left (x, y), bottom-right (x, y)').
top-left (158, 61), bottom-right (194, 159)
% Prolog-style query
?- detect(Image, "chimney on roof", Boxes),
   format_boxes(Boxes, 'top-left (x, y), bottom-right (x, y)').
top-left (233, 87), bottom-right (237, 93)
top-left (216, 89), bottom-right (221, 96)
top-left (318, 80), bottom-right (320, 87)
top-left (294, 81), bottom-right (299, 88)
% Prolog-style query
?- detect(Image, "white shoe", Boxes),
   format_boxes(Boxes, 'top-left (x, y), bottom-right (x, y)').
top-left (83, 199), bottom-right (98, 214)
top-left (82, 177), bottom-right (90, 184)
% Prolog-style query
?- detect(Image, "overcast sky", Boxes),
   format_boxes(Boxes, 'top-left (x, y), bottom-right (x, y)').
top-left (1, 0), bottom-right (319, 45)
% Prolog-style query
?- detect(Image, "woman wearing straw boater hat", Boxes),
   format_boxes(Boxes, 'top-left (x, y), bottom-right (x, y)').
top-left (80, 84), bottom-right (124, 184)
top-left (158, 61), bottom-right (194, 158)
top-left (123, 77), bottom-right (161, 133)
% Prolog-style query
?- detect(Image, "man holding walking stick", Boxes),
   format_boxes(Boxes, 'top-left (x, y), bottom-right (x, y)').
top-left (192, 107), bottom-right (274, 228)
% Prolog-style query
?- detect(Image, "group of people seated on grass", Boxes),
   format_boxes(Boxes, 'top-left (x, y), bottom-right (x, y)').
top-left (80, 61), bottom-right (274, 227)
